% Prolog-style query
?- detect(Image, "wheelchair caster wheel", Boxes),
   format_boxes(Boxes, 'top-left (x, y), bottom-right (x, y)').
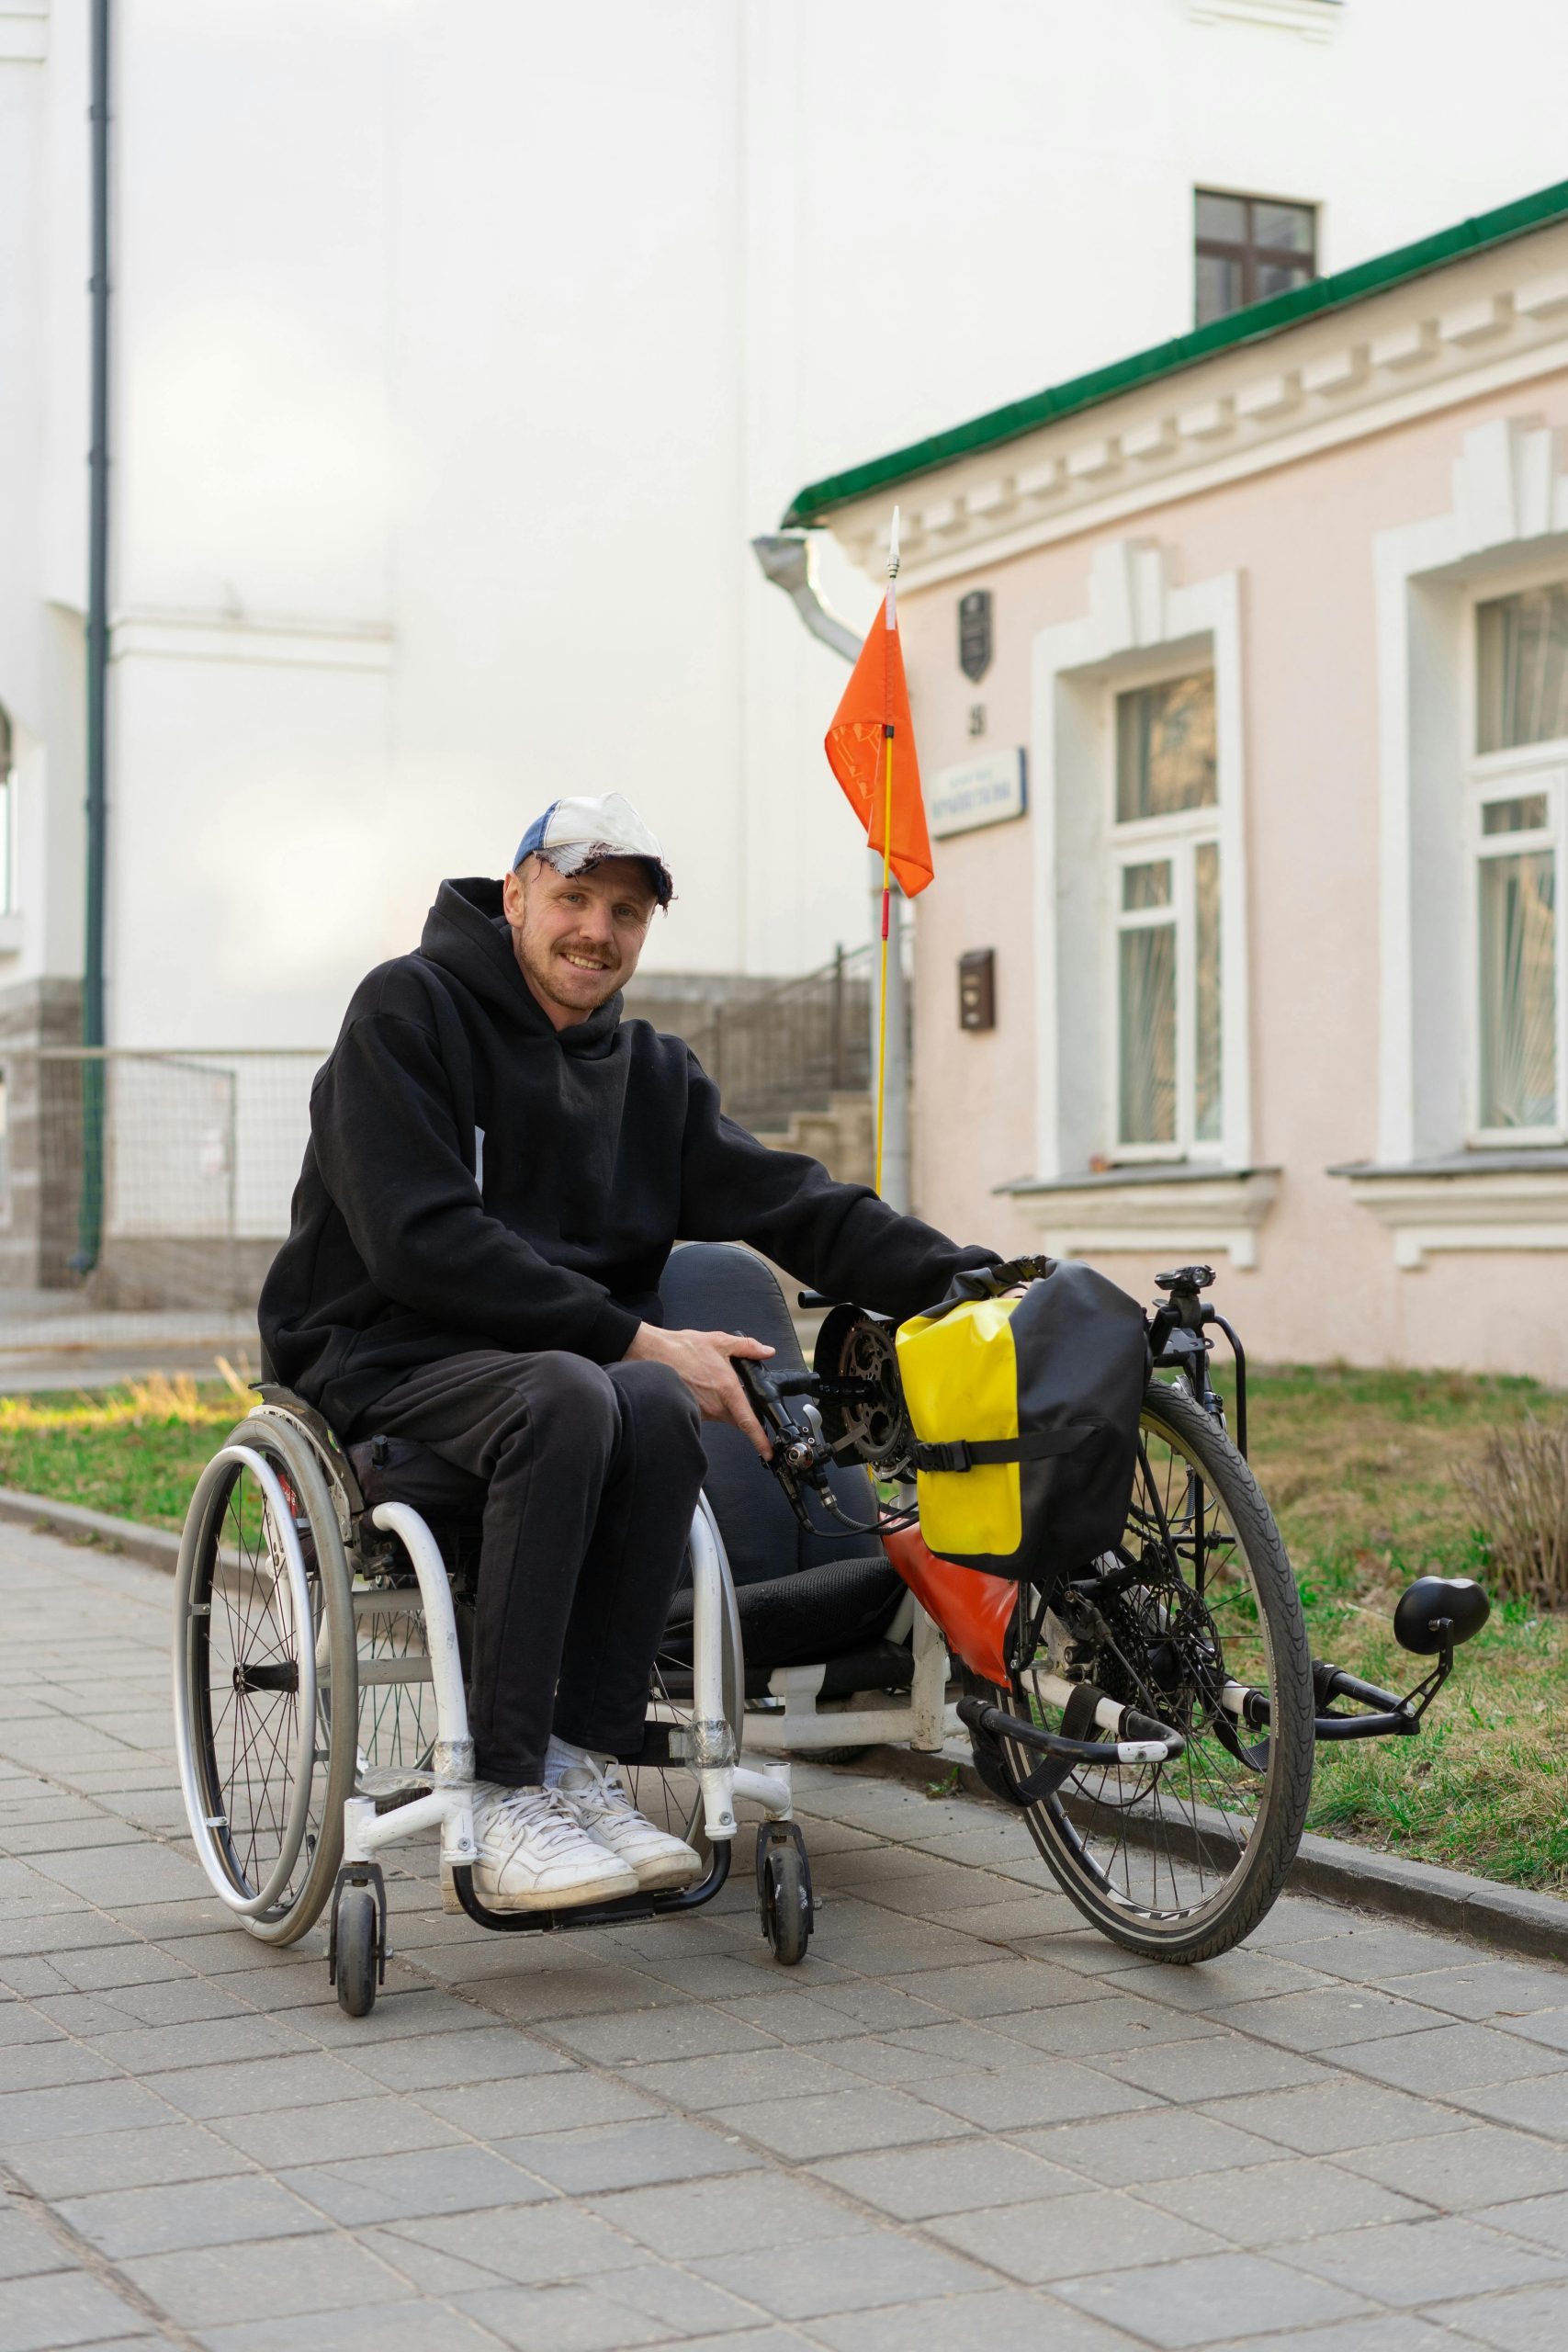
top-left (329, 1865), bottom-right (387, 2018)
top-left (756, 1822), bottom-right (813, 1967)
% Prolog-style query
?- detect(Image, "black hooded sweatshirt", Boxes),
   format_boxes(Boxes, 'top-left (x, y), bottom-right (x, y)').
top-left (259, 877), bottom-right (995, 1434)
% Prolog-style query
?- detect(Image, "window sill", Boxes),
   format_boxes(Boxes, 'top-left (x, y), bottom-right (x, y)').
top-left (998, 1165), bottom-right (1280, 1270)
top-left (1331, 1150), bottom-right (1568, 1269)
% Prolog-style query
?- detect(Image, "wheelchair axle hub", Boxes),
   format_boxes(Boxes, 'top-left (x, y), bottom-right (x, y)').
top-left (231, 1659), bottom-right (299, 1695)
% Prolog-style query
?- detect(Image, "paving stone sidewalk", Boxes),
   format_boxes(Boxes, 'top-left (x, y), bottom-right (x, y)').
top-left (3, 1521), bottom-right (1568, 2352)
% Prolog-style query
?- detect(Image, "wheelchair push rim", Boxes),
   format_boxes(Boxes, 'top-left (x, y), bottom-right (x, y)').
top-left (173, 1443), bottom-right (321, 1916)
top-left (173, 1414), bottom-right (358, 1938)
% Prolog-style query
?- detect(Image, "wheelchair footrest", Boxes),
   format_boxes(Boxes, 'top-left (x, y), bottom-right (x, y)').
top-left (447, 1836), bottom-right (732, 1934)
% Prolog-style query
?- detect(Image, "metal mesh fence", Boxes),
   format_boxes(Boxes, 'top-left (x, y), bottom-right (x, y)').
top-left (0, 1048), bottom-right (324, 1349)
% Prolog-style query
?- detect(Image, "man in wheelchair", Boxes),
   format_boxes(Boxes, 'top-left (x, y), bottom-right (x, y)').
top-left (260, 793), bottom-right (994, 1918)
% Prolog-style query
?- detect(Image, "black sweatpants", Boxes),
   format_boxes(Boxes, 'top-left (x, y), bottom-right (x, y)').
top-left (359, 1349), bottom-right (706, 1785)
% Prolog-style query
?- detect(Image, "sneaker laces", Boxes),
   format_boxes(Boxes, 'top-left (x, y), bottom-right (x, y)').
top-left (477, 1784), bottom-right (596, 1860)
top-left (559, 1757), bottom-right (642, 1826)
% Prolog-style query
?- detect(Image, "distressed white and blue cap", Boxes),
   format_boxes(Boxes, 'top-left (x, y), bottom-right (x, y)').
top-left (513, 792), bottom-right (673, 907)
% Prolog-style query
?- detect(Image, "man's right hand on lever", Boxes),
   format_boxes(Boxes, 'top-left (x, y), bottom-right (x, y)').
top-left (623, 1324), bottom-right (775, 1457)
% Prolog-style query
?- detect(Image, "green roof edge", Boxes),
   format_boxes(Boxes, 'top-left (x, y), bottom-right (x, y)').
top-left (781, 175), bottom-right (1568, 528)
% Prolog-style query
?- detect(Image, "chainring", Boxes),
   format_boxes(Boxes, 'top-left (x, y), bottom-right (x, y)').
top-left (812, 1306), bottom-right (916, 1477)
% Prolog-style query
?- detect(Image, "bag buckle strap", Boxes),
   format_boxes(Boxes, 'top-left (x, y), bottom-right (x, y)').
top-left (912, 1427), bottom-right (1096, 1476)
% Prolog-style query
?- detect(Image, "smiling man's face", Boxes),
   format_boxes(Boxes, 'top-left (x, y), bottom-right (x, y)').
top-left (502, 854), bottom-right (658, 1030)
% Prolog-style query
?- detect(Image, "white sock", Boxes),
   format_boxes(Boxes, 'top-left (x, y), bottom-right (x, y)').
top-left (544, 1735), bottom-right (596, 1787)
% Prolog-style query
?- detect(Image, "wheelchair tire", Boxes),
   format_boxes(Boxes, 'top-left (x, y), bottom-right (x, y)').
top-left (333, 1883), bottom-right (380, 2018)
top-left (989, 1378), bottom-right (1315, 1966)
top-left (760, 1841), bottom-right (811, 1966)
top-left (173, 1409), bottom-right (358, 1945)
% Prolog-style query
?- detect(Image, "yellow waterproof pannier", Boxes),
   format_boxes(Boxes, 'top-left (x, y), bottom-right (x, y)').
top-left (896, 1256), bottom-right (1148, 1581)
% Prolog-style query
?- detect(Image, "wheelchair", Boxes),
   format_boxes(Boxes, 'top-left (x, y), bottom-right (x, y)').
top-left (171, 1245), bottom-right (936, 2016)
top-left (173, 1247), bottom-right (1491, 2018)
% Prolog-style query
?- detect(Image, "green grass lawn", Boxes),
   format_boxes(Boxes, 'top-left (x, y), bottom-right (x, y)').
top-left (3, 1360), bottom-right (1564, 1892)
top-left (0, 1376), bottom-right (241, 1530)
top-left (1242, 1364), bottom-right (1568, 1894)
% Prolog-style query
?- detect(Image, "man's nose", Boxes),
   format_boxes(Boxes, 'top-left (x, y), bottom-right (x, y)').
top-left (575, 901), bottom-right (616, 946)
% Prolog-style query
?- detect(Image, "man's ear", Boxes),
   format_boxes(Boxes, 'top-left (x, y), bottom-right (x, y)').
top-left (502, 863), bottom-right (528, 923)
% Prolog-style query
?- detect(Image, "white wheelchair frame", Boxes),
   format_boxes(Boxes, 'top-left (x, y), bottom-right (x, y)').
top-left (173, 1411), bottom-right (813, 2007)
top-left (334, 1490), bottom-right (797, 1884)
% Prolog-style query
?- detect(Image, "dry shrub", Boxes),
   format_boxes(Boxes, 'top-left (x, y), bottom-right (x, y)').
top-left (1459, 1414), bottom-right (1568, 1609)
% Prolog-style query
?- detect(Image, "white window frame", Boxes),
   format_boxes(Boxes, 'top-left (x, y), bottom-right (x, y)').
top-left (1461, 577), bottom-right (1567, 1144)
top-left (1107, 669), bottom-right (1224, 1163)
top-left (1030, 543), bottom-right (1250, 1183)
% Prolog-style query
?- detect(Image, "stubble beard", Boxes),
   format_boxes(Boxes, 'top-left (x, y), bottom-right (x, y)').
top-left (516, 930), bottom-right (622, 1021)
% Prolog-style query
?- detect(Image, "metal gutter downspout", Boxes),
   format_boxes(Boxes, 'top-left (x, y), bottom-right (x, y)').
top-left (750, 534), bottom-right (909, 1213)
top-left (78, 0), bottom-right (111, 1272)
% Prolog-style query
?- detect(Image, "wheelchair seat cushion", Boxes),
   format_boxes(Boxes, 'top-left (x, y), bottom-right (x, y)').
top-left (346, 1433), bottom-right (489, 1523)
top-left (661, 1552), bottom-right (904, 1675)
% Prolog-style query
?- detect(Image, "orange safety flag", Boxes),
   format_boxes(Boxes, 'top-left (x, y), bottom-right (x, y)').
top-left (824, 586), bottom-right (934, 899)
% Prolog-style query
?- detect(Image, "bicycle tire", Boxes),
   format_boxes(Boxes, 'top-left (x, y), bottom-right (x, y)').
top-left (988, 1376), bottom-right (1315, 1964)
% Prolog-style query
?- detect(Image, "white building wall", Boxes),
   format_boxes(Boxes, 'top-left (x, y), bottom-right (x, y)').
top-left (6, 0), bottom-right (1568, 1044)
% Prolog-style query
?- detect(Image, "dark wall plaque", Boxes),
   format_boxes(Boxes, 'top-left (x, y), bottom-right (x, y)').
top-left (959, 589), bottom-right (992, 683)
top-left (958, 947), bottom-right (996, 1032)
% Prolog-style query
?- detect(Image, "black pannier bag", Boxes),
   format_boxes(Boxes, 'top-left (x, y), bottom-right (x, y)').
top-left (896, 1256), bottom-right (1149, 1581)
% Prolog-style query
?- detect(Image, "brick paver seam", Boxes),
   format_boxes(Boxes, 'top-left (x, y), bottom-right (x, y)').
top-left (0, 2150), bottom-right (212, 2352)
top-left (6, 1553), bottom-right (1568, 2345)
top-left (10, 1803), bottom-right (1568, 2352)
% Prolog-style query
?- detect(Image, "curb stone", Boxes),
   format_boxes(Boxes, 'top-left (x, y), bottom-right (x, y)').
top-left (5, 1481), bottom-right (1562, 1968)
top-left (0, 1484), bottom-right (182, 1573)
top-left (835, 1737), bottom-right (1568, 1969)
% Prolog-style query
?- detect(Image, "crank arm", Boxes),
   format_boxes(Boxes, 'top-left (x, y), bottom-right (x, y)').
top-left (958, 1694), bottom-right (1185, 1770)
top-left (1220, 1668), bottom-right (1423, 1744)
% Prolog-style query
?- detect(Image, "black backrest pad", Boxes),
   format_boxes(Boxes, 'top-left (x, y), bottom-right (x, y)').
top-left (658, 1242), bottom-right (882, 1587)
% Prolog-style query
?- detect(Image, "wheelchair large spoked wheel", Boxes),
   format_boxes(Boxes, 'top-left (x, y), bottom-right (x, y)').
top-left (172, 1411), bottom-right (357, 1945)
top-left (987, 1378), bottom-right (1314, 1965)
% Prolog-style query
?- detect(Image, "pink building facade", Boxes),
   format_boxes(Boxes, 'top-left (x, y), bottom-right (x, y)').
top-left (798, 189), bottom-right (1568, 1383)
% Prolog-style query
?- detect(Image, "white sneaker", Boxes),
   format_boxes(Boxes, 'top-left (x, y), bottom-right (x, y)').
top-left (554, 1757), bottom-right (703, 1892)
top-left (468, 1782), bottom-right (639, 1913)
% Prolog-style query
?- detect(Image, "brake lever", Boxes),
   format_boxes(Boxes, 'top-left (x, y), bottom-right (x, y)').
top-left (732, 1358), bottom-right (842, 1532)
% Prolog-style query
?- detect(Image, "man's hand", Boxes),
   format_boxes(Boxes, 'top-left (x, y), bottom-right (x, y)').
top-left (625, 1324), bottom-right (775, 1456)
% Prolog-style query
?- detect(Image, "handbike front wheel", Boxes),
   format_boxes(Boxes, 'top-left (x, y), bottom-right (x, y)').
top-left (989, 1377), bottom-right (1314, 1964)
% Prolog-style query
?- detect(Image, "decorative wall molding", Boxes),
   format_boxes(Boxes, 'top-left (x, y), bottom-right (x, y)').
top-left (1186, 0), bottom-right (1340, 40)
top-left (0, 5), bottom-right (47, 65)
top-left (1007, 1168), bottom-right (1280, 1270)
top-left (110, 610), bottom-right (393, 674)
top-left (1339, 1163), bottom-right (1568, 1270)
top-left (826, 225), bottom-right (1568, 592)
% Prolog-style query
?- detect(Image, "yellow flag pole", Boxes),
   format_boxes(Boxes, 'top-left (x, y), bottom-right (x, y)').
top-left (874, 506), bottom-right (900, 1199)
top-left (874, 729), bottom-right (894, 1196)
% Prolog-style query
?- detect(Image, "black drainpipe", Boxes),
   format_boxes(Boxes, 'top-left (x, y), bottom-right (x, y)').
top-left (77, 0), bottom-right (110, 1272)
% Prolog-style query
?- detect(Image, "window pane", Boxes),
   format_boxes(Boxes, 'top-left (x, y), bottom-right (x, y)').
top-left (1195, 251), bottom-right (1244, 325)
top-left (1195, 192), bottom-right (1247, 242)
top-left (1483, 794), bottom-right (1550, 835)
top-left (1122, 860), bottom-right (1172, 910)
top-left (1478, 849), bottom-right (1557, 1127)
top-left (1194, 840), bottom-right (1223, 1144)
top-left (1255, 260), bottom-right (1312, 301)
top-left (1116, 673), bottom-right (1217, 821)
top-left (1476, 585), bottom-right (1568, 752)
top-left (1120, 923), bottom-right (1177, 1145)
top-left (1253, 201), bottom-right (1314, 255)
